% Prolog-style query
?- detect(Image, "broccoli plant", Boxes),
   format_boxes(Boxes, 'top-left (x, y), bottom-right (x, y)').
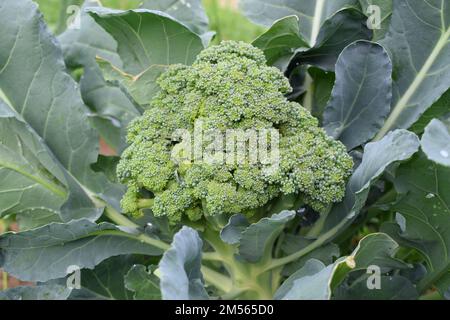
top-left (0, 0), bottom-right (449, 301)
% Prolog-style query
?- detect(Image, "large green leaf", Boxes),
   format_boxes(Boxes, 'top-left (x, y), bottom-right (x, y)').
top-left (275, 258), bottom-right (333, 300)
top-left (88, 7), bottom-right (204, 111)
top-left (58, 0), bottom-right (121, 68)
top-left (58, 1), bottom-right (140, 151)
top-left (240, 0), bottom-right (358, 46)
top-left (220, 214), bottom-right (249, 245)
top-left (387, 153), bottom-right (450, 293)
top-left (77, 255), bottom-right (144, 300)
top-left (252, 16), bottom-right (308, 66)
top-left (88, 8), bottom-right (204, 75)
top-left (375, 0), bottom-right (450, 138)
top-left (323, 41), bottom-right (392, 150)
top-left (333, 234), bottom-right (418, 299)
top-left (0, 219), bottom-right (162, 282)
top-left (421, 119), bottom-right (450, 167)
top-left (95, 57), bottom-right (166, 107)
top-left (276, 233), bottom-right (411, 300)
top-left (322, 130), bottom-right (420, 231)
top-left (238, 211), bottom-right (296, 263)
top-left (348, 233), bottom-right (408, 270)
top-left (159, 226), bottom-right (208, 300)
top-left (0, 101), bottom-right (65, 227)
top-left (286, 8), bottom-right (373, 72)
top-left (141, 0), bottom-right (209, 35)
top-left (0, 0), bottom-right (123, 218)
top-left (0, 99), bottom-right (104, 228)
top-left (125, 264), bottom-right (161, 300)
top-left (0, 0), bottom-right (98, 189)
top-left (80, 65), bottom-right (141, 151)
top-left (334, 275), bottom-right (419, 300)
top-left (0, 284), bottom-right (71, 300)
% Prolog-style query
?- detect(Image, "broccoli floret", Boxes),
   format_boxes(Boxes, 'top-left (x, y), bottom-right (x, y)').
top-left (117, 41), bottom-right (353, 223)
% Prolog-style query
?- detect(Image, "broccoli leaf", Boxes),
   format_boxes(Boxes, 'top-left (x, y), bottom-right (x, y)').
top-left (0, 100), bottom-right (65, 228)
top-left (88, 8), bottom-right (204, 75)
top-left (323, 40), bottom-right (392, 150)
top-left (125, 264), bottom-right (161, 300)
top-left (58, 1), bottom-right (140, 151)
top-left (0, 219), bottom-right (162, 282)
top-left (0, 0), bottom-right (124, 220)
top-left (0, 284), bottom-right (72, 301)
top-left (77, 255), bottom-right (144, 300)
top-left (334, 275), bottom-right (419, 300)
top-left (95, 57), bottom-right (167, 107)
top-left (275, 258), bottom-right (332, 300)
top-left (58, 0), bottom-right (121, 68)
top-left (276, 233), bottom-right (413, 300)
top-left (383, 153), bottom-right (450, 294)
top-left (421, 119), bottom-right (450, 167)
top-left (80, 65), bottom-right (141, 151)
top-left (286, 8), bottom-right (373, 72)
top-left (87, 7), bottom-right (205, 110)
top-left (141, 0), bottom-right (209, 35)
top-left (240, 0), bottom-right (358, 46)
top-left (220, 214), bottom-right (250, 245)
top-left (375, 0), bottom-right (450, 138)
top-left (322, 129), bottom-right (420, 232)
top-left (349, 233), bottom-right (409, 270)
top-left (159, 226), bottom-right (208, 300)
top-left (252, 15), bottom-right (309, 66)
top-left (0, 98), bottom-right (107, 228)
top-left (238, 211), bottom-right (296, 263)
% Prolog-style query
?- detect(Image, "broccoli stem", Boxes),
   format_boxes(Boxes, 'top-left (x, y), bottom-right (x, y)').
top-left (201, 265), bottom-right (233, 293)
top-left (138, 198), bottom-right (154, 209)
top-left (103, 202), bottom-right (242, 295)
top-left (103, 205), bottom-right (139, 228)
top-left (263, 217), bottom-right (350, 272)
top-left (202, 227), bottom-right (275, 299)
top-left (103, 205), bottom-right (170, 251)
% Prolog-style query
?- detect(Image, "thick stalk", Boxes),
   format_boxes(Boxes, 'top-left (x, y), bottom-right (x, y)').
top-left (201, 265), bottom-right (233, 293)
top-left (202, 228), bottom-right (275, 299)
top-left (102, 199), bottom-right (278, 298)
top-left (104, 203), bottom-right (235, 292)
top-left (103, 205), bottom-right (139, 228)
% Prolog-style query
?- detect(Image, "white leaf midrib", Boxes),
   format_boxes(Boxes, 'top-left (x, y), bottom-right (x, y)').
top-left (310, 0), bottom-right (326, 46)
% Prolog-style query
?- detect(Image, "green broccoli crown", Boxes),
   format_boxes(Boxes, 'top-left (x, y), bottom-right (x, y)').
top-left (117, 40), bottom-right (353, 223)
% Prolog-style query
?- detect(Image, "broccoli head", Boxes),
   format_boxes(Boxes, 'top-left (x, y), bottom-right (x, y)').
top-left (117, 41), bottom-right (353, 224)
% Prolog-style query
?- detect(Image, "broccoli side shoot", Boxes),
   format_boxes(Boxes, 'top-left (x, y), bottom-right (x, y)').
top-left (117, 41), bottom-right (353, 223)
